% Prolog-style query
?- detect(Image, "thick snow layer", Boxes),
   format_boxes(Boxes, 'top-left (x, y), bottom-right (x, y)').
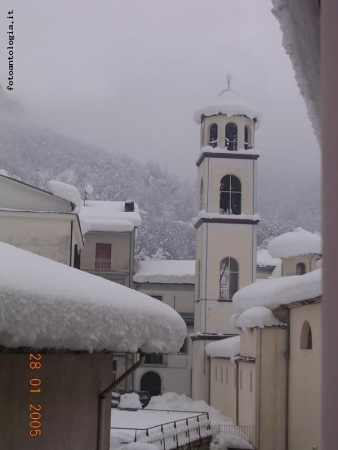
top-left (193, 210), bottom-right (260, 226)
top-left (80, 200), bottom-right (141, 234)
top-left (233, 268), bottom-right (321, 312)
top-left (205, 336), bottom-right (240, 358)
top-left (256, 249), bottom-right (280, 268)
top-left (0, 242), bottom-right (186, 353)
top-left (146, 392), bottom-right (232, 436)
top-left (233, 307), bottom-right (285, 333)
top-left (120, 444), bottom-right (158, 450)
top-left (119, 393), bottom-right (142, 410)
top-left (271, 0), bottom-right (320, 140)
top-left (211, 433), bottom-right (253, 450)
top-left (0, 169), bottom-right (8, 176)
top-left (193, 89), bottom-right (261, 128)
top-left (268, 227), bottom-right (321, 258)
top-left (47, 180), bottom-right (81, 211)
top-left (133, 260), bottom-right (195, 284)
top-left (199, 146), bottom-right (260, 157)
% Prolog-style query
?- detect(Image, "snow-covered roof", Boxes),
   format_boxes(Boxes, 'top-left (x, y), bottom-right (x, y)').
top-left (47, 180), bottom-right (82, 212)
top-left (193, 89), bottom-right (261, 128)
top-left (79, 200), bottom-right (141, 234)
top-left (271, 0), bottom-right (320, 139)
top-left (256, 249), bottom-right (281, 268)
top-left (231, 307), bottom-right (285, 333)
top-left (233, 268), bottom-right (321, 312)
top-left (267, 227), bottom-right (321, 258)
top-left (205, 336), bottom-right (240, 358)
top-left (0, 169), bottom-right (8, 176)
top-left (0, 242), bottom-right (186, 353)
top-left (134, 260), bottom-right (195, 284)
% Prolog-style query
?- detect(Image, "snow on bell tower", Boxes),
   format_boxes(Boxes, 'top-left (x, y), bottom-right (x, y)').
top-left (191, 78), bottom-right (261, 401)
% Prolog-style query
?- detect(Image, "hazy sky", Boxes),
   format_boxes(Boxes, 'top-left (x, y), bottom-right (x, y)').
top-left (0, 0), bottom-right (320, 185)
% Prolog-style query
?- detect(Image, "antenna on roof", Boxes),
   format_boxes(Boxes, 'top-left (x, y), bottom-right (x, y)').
top-left (218, 73), bottom-right (232, 97)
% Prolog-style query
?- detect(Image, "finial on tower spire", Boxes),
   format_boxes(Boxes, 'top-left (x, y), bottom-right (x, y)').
top-left (218, 73), bottom-right (232, 97)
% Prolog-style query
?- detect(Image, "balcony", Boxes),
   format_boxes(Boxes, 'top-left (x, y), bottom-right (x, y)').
top-left (81, 258), bottom-right (129, 272)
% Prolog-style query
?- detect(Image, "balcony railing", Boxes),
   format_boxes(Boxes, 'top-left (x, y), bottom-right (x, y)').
top-left (81, 258), bottom-right (129, 272)
top-left (218, 424), bottom-right (255, 448)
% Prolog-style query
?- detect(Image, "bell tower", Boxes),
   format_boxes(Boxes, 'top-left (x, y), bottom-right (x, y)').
top-left (191, 81), bottom-right (261, 401)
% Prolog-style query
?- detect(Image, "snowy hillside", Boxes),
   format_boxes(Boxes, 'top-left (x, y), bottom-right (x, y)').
top-left (0, 96), bottom-right (320, 258)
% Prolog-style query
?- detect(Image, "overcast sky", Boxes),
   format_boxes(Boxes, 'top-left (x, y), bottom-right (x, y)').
top-left (0, 0), bottom-right (320, 185)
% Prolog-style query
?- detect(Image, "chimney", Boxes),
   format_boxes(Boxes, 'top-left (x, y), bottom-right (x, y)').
top-left (125, 201), bottom-right (135, 212)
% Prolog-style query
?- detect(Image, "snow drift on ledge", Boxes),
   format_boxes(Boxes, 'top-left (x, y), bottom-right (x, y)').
top-left (268, 227), bottom-right (321, 258)
top-left (0, 242), bottom-right (186, 353)
top-left (233, 268), bottom-right (321, 312)
top-left (231, 307), bottom-right (285, 333)
top-left (47, 180), bottom-right (82, 211)
top-left (205, 336), bottom-right (240, 359)
top-left (134, 260), bottom-right (195, 284)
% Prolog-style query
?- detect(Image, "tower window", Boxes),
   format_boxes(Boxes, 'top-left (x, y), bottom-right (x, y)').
top-left (220, 257), bottom-right (239, 301)
top-left (220, 175), bottom-right (241, 215)
top-left (225, 123), bottom-right (238, 151)
top-left (244, 125), bottom-right (252, 149)
top-left (300, 320), bottom-right (313, 349)
top-left (296, 262), bottom-right (306, 275)
top-left (209, 123), bottom-right (218, 147)
top-left (199, 179), bottom-right (204, 210)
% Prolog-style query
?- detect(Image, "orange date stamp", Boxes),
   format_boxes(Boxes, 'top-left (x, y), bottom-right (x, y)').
top-left (29, 353), bottom-right (42, 436)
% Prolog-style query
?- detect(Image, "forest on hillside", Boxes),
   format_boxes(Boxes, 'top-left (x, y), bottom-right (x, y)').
top-left (0, 95), bottom-right (320, 260)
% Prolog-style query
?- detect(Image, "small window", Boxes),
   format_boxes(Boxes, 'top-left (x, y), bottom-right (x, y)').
top-left (296, 263), bottom-right (306, 275)
top-left (244, 125), bottom-right (252, 149)
top-left (225, 123), bottom-right (238, 151)
top-left (209, 123), bottom-right (218, 147)
top-left (179, 338), bottom-right (188, 354)
top-left (220, 257), bottom-right (239, 301)
top-left (220, 175), bottom-right (241, 215)
top-left (199, 179), bottom-right (204, 210)
top-left (145, 354), bottom-right (163, 364)
top-left (95, 243), bottom-right (112, 271)
top-left (300, 320), bottom-right (313, 349)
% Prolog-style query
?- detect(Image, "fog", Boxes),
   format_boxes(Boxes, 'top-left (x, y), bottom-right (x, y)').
top-left (0, 0), bottom-right (320, 186)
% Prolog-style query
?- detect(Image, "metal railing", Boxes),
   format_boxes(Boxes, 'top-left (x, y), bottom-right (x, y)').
top-left (111, 409), bottom-right (211, 450)
top-left (218, 424), bottom-right (255, 447)
top-left (81, 258), bottom-right (129, 272)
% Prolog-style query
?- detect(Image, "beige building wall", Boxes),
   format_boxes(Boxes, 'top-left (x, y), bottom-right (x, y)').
top-left (209, 358), bottom-right (237, 421)
top-left (282, 254), bottom-right (320, 277)
top-left (0, 176), bottom-right (73, 212)
top-left (238, 362), bottom-right (255, 427)
top-left (288, 302), bottom-right (321, 450)
top-left (0, 215), bottom-right (73, 264)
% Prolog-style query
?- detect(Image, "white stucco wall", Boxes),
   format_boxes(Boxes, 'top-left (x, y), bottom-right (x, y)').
top-left (288, 302), bottom-right (321, 450)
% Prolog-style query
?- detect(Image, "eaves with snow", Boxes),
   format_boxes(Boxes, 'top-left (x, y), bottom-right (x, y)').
top-left (267, 227), bottom-right (321, 259)
top-left (205, 335), bottom-right (240, 359)
top-left (256, 248), bottom-right (281, 268)
top-left (193, 89), bottom-right (261, 128)
top-left (79, 200), bottom-right (142, 234)
top-left (0, 243), bottom-right (186, 353)
top-left (233, 268), bottom-right (321, 313)
top-left (134, 260), bottom-right (195, 284)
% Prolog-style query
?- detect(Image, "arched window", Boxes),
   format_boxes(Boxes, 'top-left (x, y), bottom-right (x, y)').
top-left (296, 263), bottom-right (306, 275)
top-left (140, 371), bottom-right (162, 397)
top-left (244, 125), bottom-right (252, 149)
top-left (199, 179), bottom-right (204, 210)
top-left (300, 320), bottom-right (313, 349)
top-left (225, 123), bottom-right (238, 151)
top-left (220, 257), bottom-right (239, 301)
top-left (209, 123), bottom-right (218, 147)
top-left (220, 175), bottom-right (241, 215)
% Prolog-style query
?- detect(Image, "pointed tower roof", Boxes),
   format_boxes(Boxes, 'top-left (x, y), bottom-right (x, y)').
top-left (193, 89), bottom-right (261, 127)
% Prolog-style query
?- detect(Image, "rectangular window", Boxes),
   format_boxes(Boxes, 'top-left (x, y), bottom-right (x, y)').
top-left (95, 243), bottom-right (111, 270)
top-left (144, 354), bottom-right (163, 365)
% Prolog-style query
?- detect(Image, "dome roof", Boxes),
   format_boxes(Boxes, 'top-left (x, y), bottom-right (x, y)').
top-left (193, 89), bottom-right (261, 127)
top-left (267, 227), bottom-right (322, 259)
